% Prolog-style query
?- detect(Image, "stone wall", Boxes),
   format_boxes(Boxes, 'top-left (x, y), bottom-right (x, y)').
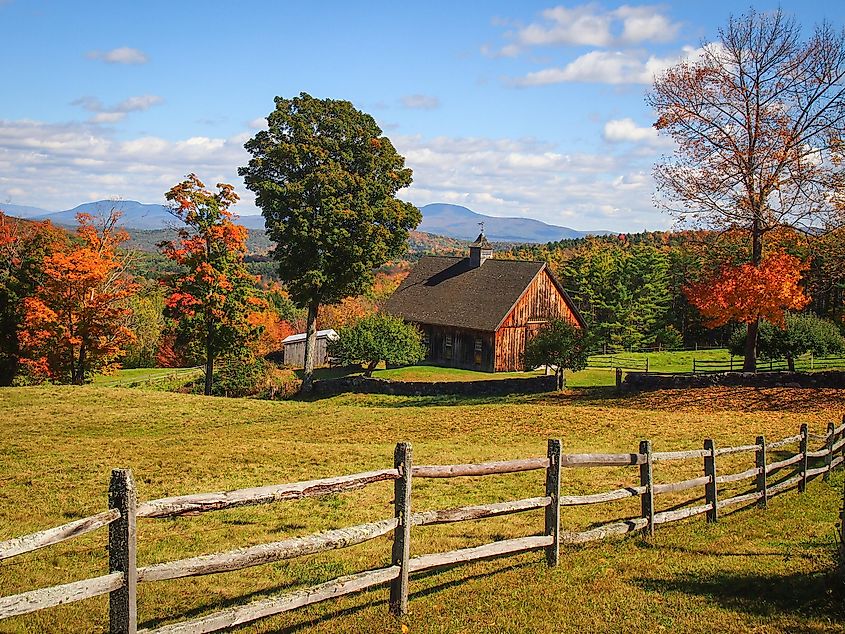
top-left (623, 370), bottom-right (845, 392)
top-left (311, 374), bottom-right (558, 397)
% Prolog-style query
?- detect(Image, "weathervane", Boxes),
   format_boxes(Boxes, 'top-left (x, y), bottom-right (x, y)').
top-left (478, 221), bottom-right (485, 234)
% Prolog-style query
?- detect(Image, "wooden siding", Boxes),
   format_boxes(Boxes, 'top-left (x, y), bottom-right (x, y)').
top-left (494, 267), bottom-right (581, 372)
top-left (419, 325), bottom-right (495, 373)
top-left (283, 338), bottom-right (332, 369)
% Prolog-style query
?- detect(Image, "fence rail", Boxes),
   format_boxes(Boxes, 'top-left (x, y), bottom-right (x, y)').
top-left (693, 355), bottom-right (845, 374)
top-left (1, 415), bottom-right (844, 632)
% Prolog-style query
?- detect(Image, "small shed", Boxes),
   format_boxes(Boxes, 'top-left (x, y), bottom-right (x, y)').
top-left (281, 329), bottom-right (339, 368)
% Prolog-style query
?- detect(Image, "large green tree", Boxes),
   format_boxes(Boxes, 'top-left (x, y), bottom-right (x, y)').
top-left (240, 93), bottom-right (421, 390)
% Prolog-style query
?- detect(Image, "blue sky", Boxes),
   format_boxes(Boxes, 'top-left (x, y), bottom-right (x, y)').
top-left (1, 1), bottom-right (843, 232)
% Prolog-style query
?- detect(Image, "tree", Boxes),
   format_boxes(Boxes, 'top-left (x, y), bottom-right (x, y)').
top-left (728, 312), bottom-right (845, 371)
top-left (122, 283), bottom-right (166, 368)
top-left (649, 8), bottom-right (845, 370)
top-left (328, 312), bottom-right (425, 377)
top-left (160, 174), bottom-right (265, 396)
top-left (0, 213), bottom-right (66, 384)
top-left (18, 212), bottom-right (137, 384)
top-left (685, 252), bottom-right (810, 336)
top-left (240, 93), bottom-right (422, 391)
top-left (523, 319), bottom-right (590, 389)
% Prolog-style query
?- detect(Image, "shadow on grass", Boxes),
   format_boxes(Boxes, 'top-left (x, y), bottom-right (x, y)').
top-left (632, 569), bottom-right (843, 625)
top-left (269, 560), bottom-right (532, 634)
top-left (141, 558), bottom-right (533, 633)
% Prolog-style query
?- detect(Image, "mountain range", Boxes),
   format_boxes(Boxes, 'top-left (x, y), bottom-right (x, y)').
top-left (1, 201), bottom-right (608, 243)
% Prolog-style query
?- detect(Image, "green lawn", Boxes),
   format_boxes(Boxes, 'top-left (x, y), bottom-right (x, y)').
top-left (92, 367), bottom-right (202, 388)
top-left (1, 385), bottom-right (843, 633)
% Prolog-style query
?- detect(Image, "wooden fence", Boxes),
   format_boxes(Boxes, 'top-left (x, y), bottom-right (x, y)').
top-left (1, 417), bottom-right (844, 632)
top-left (587, 355), bottom-right (649, 372)
top-left (693, 354), bottom-right (845, 374)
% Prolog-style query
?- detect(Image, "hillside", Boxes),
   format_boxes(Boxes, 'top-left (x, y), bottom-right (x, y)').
top-left (3, 200), bottom-right (611, 244)
top-left (418, 203), bottom-right (610, 242)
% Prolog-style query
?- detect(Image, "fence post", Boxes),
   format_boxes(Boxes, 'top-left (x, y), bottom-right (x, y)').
top-left (645, 357), bottom-right (650, 374)
top-left (615, 367), bottom-right (623, 388)
top-left (755, 435), bottom-right (767, 509)
top-left (639, 440), bottom-right (654, 537)
top-left (704, 439), bottom-right (718, 523)
top-left (799, 424), bottom-right (809, 493)
top-left (825, 422), bottom-right (835, 482)
top-left (389, 442), bottom-right (412, 616)
top-left (545, 439), bottom-right (562, 567)
top-left (109, 469), bottom-right (137, 634)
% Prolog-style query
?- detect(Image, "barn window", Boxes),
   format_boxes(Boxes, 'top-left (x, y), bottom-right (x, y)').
top-left (474, 337), bottom-right (482, 366)
top-left (445, 334), bottom-right (453, 360)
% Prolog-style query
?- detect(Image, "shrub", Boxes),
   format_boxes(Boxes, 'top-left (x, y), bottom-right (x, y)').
top-left (728, 312), bottom-right (845, 369)
top-left (328, 312), bottom-right (425, 376)
top-left (523, 319), bottom-right (591, 389)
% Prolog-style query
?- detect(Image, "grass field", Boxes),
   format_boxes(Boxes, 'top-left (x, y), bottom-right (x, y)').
top-left (1, 385), bottom-right (844, 633)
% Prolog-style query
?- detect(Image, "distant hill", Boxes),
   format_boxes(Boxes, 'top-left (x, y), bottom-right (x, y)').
top-left (4, 199), bottom-right (610, 243)
top-left (418, 203), bottom-right (609, 242)
top-left (0, 203), bottom-right (53, 218)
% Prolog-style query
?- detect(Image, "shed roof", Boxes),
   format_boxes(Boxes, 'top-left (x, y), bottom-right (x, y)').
top-left (282, 329), bottom-right (339, 345)
top-left (384, 256), bottom-right (549, 332)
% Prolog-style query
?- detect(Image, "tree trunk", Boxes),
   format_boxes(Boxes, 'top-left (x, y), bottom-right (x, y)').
top-left (743, 218), bottom-right (764, 373)
top-left (557, 369), bottom-right (565, 390)
top-left (787, 355), bottom-right (795, 372)
top-left (365, 360), bottom-right (378, 377)
top-left (75, 344), bottom-right (86, 385)
top-left (301, 302), bottom-right (319, 393)
top-left (204, 351), bottom-right (213, 396)
top-left (743, 319), bottom-right (759, 372)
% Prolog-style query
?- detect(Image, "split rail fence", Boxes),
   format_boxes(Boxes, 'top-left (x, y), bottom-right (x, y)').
top-left (1, 416), bottom-right (844, 633)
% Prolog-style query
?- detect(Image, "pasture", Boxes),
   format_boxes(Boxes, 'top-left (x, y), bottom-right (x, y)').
top-left (0, 385), bottom-right (843, 633)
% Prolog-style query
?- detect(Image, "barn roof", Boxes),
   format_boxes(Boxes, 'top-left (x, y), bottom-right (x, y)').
top-left (385, 256), bottom-right (552, 332)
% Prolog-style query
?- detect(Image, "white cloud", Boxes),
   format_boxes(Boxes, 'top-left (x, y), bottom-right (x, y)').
top-left (615, 5), bottom-right (681, 44)
top-left (72, 94), bottom-right (164, 123)
top-left (86, 47), bottom-right (148, 64)
top-left (516, 46), bottom-right (698, 86)
top-left (0, 119), bottom-right (670, 232)
top-left (491, 4), bottom-right (683, 56)
top-left (248, 117), bottom-right (267, 130)
top-left (391, 134), bottom-right (668, 230)
top-left (603, 117), bottom-right (658, 143)
top-left (520, 6), bottom-right (613, 47)
top-left (0, 119), bottom-right (252, 212)
top-left (400, 94), bottom-right (441, 110)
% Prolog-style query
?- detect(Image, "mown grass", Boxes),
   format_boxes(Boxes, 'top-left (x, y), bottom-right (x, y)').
top-left (0, 385), bottom-right (843, 633)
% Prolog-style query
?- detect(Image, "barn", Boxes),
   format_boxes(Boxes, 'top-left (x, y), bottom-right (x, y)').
top-left (384, 233), bottom-right (586, 372)
top-left (281, 329), bottom-right (338, 368)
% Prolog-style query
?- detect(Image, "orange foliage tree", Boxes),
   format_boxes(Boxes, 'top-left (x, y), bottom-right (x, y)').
top-left (17, 212), bottom-right (138, 384)
top-left (160, 174), bottom-right (265, 395)
top-left (685, 253), bottom-right (810, 331)
top-left (0, 213), bottom-right (67, 384)
top-left (649, 9), bottom-right (845, 369)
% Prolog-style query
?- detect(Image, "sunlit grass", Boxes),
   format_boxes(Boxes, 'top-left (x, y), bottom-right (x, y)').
top-left (0, 386), bottom-right (843, 633)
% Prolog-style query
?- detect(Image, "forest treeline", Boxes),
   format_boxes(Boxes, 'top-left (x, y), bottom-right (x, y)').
top-left (497, 228), bottom-right (845, 351)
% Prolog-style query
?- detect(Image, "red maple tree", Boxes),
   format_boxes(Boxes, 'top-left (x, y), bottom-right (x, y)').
top-left (685, 252), bottom-right (810, 329)
top-left (160, 174), bottom-right (264, 395)
top-left (18, 212), bottom-right (138, 383)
